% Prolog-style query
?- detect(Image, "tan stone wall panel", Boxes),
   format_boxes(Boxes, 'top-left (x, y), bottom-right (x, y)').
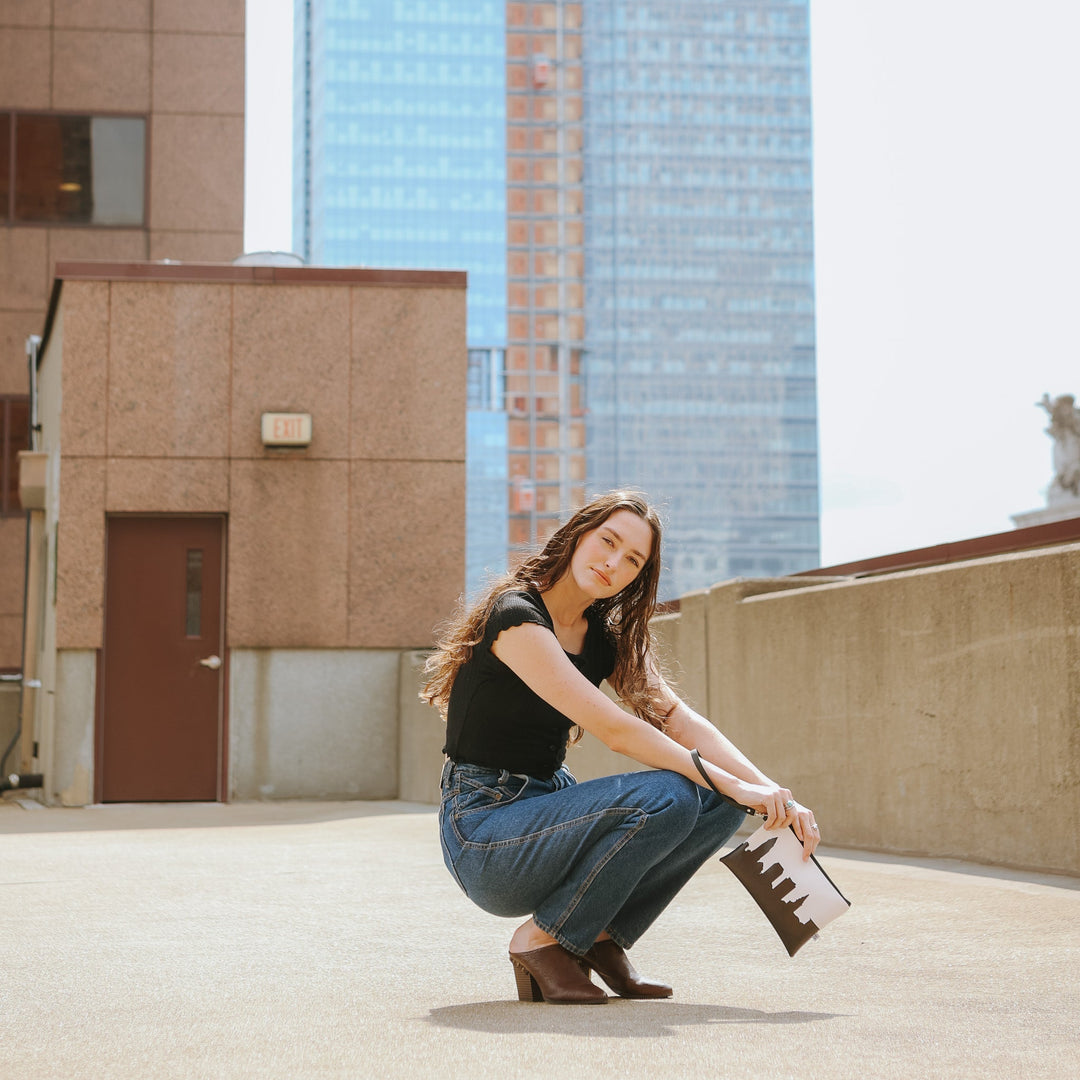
top-left (59, 281), bottom-right (109, 457)
top-left (1, 0), bottom-right (52, 28)
top-left (148, 115), bottom-right (244, 233)
top-left (0, 228), bottom-right (49, 311)
top-left (348, 460), bottom-right (465, 648)
top-left (56, 456), bottom-right (106, 648)
top-left (152, 33), bottom-right (244, 115)
top-left (107, 282), bottom-right (231, 457)
top-left (0, 28), bottom-right (50, 107)
top-left (0, 615), bottom-right (22, 668)
top-left (152, 0), bottom-right (244, 34)
top-left (227, 460), bottom-right (349, 648)
top-left (350, 287), bottom-right (467, 462)
top-left (147, 231), bottom-right (243, 263)
top-left (0, 310), bottom-right (43, 393)
top-left (47, 228), bottom-right (148, 274)
top-left (105, 457), bottom-right (228, 513)
top-left (52, 30), bottom-right (151, 112)
top-left (52, 0), bottom-right (150, 30)
top-left (231, 285), bottom-right (351, 459)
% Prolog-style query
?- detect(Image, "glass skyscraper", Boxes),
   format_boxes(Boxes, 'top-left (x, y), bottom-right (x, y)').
top-left (581, 0), bottom-right (819, 599)
top-left (294, 0), bottom-right (820, 602)
top-left (293, 0), bottom-right (509, 597)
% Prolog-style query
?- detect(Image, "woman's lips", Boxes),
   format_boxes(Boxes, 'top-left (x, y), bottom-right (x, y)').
top-left (591, 567), bottom-right (611, 586)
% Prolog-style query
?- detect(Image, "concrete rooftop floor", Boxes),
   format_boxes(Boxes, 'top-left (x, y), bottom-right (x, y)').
top-left (1, 798), bottom-right (1076, 1080)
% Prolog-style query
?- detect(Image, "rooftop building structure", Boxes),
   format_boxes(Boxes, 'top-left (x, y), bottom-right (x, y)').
top-left (0, 0), bottom-right (246, 672)
top-left (19, 261), bottom-right (465, 805)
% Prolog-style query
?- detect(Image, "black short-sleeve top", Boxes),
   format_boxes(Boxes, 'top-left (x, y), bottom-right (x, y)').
top-left (443, 589), bottom-right (617, 779)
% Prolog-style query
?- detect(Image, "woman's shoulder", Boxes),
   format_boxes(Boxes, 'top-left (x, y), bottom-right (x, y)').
top-left (485, 588), bottom-right (552, 635)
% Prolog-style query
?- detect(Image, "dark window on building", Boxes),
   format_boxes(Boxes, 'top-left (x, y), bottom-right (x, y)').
top-left (0, 113), bottom-right (10, 221)
top-left (1, 397), bottom-right (31, 517)
top-left (4, 112), bottom-right (145, 226)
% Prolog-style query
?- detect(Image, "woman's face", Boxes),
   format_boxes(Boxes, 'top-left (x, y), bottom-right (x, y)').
top-left (569, 509), bottom-right (654, 599)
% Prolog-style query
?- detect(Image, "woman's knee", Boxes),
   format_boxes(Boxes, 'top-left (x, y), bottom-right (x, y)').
top-left (633, 770), bottom-right (701, 830)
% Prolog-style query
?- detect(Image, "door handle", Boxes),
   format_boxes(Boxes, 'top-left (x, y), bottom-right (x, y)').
top-left (198, 655), bottom-right (222, 670)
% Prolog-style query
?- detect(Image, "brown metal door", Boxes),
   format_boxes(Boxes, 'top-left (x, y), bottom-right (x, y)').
top-left (100, 516), bottom-right (225, 801)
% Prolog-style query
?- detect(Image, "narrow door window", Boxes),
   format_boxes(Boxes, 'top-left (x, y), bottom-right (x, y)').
top-left (185, 549), bottom-right (203, 637)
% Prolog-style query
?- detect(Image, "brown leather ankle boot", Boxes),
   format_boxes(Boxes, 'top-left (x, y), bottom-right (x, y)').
top-left (582, 940), bottom-right (673, 999)
top-left (509, 943), bottom-right (608, 1004)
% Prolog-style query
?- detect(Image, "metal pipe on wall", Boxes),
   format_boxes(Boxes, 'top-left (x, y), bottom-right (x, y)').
top-left (0, 334), bottom-right (45, 793)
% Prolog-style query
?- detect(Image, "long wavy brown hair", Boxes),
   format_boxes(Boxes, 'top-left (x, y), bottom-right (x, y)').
top-left (421, 490), bottom-right (671, 731)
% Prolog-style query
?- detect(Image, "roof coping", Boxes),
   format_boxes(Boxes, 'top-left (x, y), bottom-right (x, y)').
top-left (52, 260), bottom-right (466, 288)
top-left (38, 260), bottom-right (467, 356)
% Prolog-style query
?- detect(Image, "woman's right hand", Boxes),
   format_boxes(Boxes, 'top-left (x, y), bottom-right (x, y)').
top-left (733, 779), bottom-right (797, 831)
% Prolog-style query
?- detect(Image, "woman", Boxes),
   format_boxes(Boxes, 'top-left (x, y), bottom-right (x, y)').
top-left (423, 491), bottom-right (820, 1004)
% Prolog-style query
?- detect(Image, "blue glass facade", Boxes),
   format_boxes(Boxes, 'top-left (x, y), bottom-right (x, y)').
top-left (293, 0), bottom-right (509, 595)
top-left (582, 0), bottom-right (820, 599)
top-left (466, 347), bottom-right (508, 597)
top-left (295, 0), bottom-right (820, 602)
top-left (467, 414), bottom-right (508, 596)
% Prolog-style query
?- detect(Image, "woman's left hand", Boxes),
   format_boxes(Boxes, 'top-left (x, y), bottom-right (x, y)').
top-left (789, 803), bottom-right (821, 860)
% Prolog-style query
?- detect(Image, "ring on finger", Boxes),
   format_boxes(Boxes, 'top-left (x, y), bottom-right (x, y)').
top-left (784, 799), bottom-right (796, 810)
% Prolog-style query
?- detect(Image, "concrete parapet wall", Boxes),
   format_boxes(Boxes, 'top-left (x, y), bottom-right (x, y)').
top-left (680, 547), bottom-right (1080, 875)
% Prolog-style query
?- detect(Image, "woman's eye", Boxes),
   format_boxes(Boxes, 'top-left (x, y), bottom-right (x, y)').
top-left (603, 536), bottom-right (614, 546)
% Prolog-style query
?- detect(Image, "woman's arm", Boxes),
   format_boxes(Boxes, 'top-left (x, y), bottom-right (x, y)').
top-left (661, 694), bottom-right (774, 787)
top-left (654, 679), bottom-right (820, 856)
top-left (606, 660), bottom-right (820, 855)
top-left (491, 623), bottom-right (798, 830)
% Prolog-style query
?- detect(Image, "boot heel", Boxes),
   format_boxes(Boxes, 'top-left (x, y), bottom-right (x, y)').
top-left (511, 958), bottom-right (543, 1002)
top-left (508, 945), bottom-right (607, 1004)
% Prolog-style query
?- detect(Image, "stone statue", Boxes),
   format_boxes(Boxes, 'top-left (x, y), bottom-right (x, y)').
top-left (1038, 393), bottom-right (1080, 505)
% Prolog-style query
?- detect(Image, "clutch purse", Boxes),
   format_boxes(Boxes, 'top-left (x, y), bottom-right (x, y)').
top-left (691, 749), bottom-right (851, 957)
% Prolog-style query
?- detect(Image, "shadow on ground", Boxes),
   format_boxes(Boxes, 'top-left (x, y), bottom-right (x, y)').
top-left (426, 1000), bottom-right (844, 1036)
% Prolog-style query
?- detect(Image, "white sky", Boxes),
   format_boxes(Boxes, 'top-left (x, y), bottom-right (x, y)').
top-left (244, 0), bottom-right (1080, 567)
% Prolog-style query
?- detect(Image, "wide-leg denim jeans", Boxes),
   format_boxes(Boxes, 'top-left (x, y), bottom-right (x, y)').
top-left (439, 759), bottom-right (746, 957)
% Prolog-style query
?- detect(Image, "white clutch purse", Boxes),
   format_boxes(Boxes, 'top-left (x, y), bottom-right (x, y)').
top-left (691, 749), bottom-right (851, 956)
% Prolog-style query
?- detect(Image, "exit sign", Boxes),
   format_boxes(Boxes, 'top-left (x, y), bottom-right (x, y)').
top-left (261, 413), bottom-right (312, 447)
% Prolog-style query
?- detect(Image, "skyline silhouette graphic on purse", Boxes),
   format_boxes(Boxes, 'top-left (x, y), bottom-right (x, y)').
top-left (691, 749), bottom-right (851, 956)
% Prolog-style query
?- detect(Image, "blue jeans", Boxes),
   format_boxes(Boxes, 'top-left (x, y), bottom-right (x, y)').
top-left (439, 759), bottom-right (746, 957)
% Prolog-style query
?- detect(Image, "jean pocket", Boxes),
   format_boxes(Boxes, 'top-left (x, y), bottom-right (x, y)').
top-left (454, 773), bottom-right (526, 816)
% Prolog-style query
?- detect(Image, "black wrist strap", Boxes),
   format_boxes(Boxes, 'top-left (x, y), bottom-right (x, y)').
top-left (689, 748), bottom-right (759, 817)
